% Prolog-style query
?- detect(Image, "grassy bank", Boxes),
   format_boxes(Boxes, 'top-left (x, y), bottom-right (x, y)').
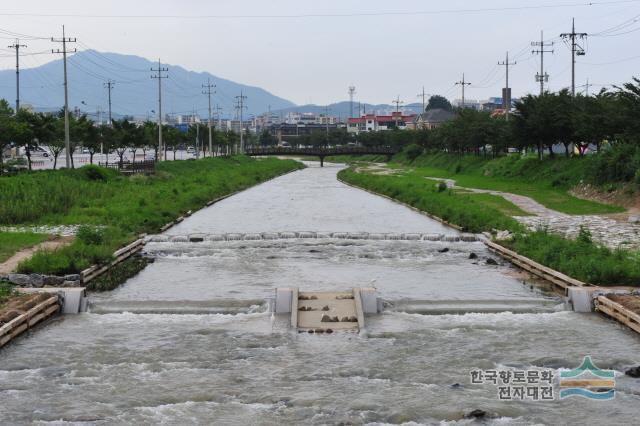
top-left (392, 152), bottom-right (623, 215)
top-left (340, 166), bottom-right (639, 286)
top-left (504, 230), bottom-right (640, 286)
top-left (0, 281), bottom-right (14, 308)
top-left (0, 157), bottom-right (303, 275)
top-left (339, 168), bottom-right (524, 233)
top-left (0, 232), bottom-right (48, 263)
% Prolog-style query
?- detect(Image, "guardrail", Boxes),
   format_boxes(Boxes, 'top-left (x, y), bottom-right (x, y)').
top-left (0, 295), bottom-right (60, 348)
top-left (595, 296), bottom-right (640, 334)
top-left (484, 240), bottom-right (587, 291)
top-left (98, 160), bottom-right (155, 174)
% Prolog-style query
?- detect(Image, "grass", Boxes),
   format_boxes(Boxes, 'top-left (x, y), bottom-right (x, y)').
top-left (393, 153), bottom-right (624, 215)
top-left (339, 168), bottom-right (524, 233)
top-left (0, 232), bottom-right (49, 263)
top-left (464, 193), bottom-right (532, 217)
top-left (86, 256), bottom-right (150, 292)
top-left (0, 157), bottom-right (303, 275)
top-left (504, 230), bottom-right (640, 286)
top-left (0, 280), bottom-right (15, 308)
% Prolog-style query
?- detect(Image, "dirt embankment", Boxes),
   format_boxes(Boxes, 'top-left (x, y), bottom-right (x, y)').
top-left (607, 295), bottom-right (640, 316)
top-left (0, 293), bottom-right (54, 326)
top-left (571, 183), bottom-right (640, 217)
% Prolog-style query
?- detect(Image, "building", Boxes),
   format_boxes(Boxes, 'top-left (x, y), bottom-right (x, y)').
top-left (413, 109), bottom-right (456, 130)
top-left (347, 112), bottom-right (417, 134)
top-left (268, 123), bottom-right (342, 144)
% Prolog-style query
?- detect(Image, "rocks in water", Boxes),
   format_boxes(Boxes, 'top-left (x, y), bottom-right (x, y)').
top-left (307, 329), bottom-right (314, 334)
top-left (465, 409), bottom-right (487, 419)
top-left (450, 383), bottom-right (462, 389)
top-left (321, 314), bottom-right (332, 322)
top-left (629, 215), bottom-right (640, 224)
top-left (468, 252), bottom-right (478, 260)
top-left (64, 274), bottom-right (81, 282)
top-left (62, 280), bottom-right (82, 287)
top-left (438, 248), bottom-right (450, 253)
top-left (299, 306), bottom-right (315, 311)
top-left (625, 366), bottom-right (640, 378)
top-left (486, 258), bottom-right (499, 266)
top-left (315, 329), bottom-right (325, 334)
top-left (325, 329), bottom-right (333, 334)
top-left (321, 305), bottom-right (330, 311)
top-left (341, 316), bottom-right (350, 322)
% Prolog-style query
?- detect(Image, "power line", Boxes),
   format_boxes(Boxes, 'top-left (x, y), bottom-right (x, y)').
top-left (2, 1), bottom-right (638, 19)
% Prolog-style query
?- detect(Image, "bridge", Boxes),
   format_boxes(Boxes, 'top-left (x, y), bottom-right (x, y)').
top-left (244, 146), bottom-right (398, 166)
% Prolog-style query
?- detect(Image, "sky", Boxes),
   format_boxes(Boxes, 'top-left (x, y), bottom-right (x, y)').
top-left (0, 0), bottom-right (639, 107)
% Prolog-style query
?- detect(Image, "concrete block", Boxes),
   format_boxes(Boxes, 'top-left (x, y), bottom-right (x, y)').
top-left (275, 288), bottom-right (293, 313)
top-left (568, 287), bottom-right (596, 313)
top-left (359, 287), bottom-right (379, 314)
top-left (18, 287), bottom-right (88, 314)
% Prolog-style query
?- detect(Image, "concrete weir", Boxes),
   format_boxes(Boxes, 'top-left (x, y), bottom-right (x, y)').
top-left (274, 288), bottom-right (380, 333)
top-left (146, 232), bottom-right (481, 243)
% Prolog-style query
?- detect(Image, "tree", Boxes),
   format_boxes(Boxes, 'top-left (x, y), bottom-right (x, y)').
top-left (0, 100), bottom-right (14, 174)
top-left (426, 95), bottom-right (453, 112)
top-left (259, 129), bottom-right (277, 146)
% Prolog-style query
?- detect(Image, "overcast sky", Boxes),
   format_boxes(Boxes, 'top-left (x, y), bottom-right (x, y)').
top-left (0, 0), bottom-right (639, 106)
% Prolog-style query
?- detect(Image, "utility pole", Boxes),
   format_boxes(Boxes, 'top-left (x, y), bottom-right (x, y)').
top-left (103, 79), bottom-right (115, 126)
top-left (8, 39), bottom-right (26, 113)
top-left (532, 31), bottom-right (554, 95)
top-left (497, 52), bottom-right (517, 120)
top-left (202, 78), bottom-right (216, 157)
top-left (417, 86), bottom-right (428, 112)
top-left (392, 95), bottom-right (403, 113)
top-left (324, 105), bottom-right (330, 136)
top-left (151, 59), bottom-right (168, 160)
top-left (235, 91), bottom-right (247, 153)
top-left (348, 86), bottom-right (356, 118)
top-left (455, 73), bottom-right (471, 109)
top-left (51, 25), bottom-right (76, 169)
top-left (560, 18), bottom-right (587, 97)
top-left (584, 78), bottom-right (593, 96)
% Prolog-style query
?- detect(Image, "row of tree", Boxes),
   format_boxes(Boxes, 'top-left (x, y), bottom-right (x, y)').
top-left (0, 100), bottom-right (249, 173)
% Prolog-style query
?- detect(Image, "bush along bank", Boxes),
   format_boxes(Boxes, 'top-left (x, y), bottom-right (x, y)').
top-left (0, 156), bottom-right (304, 277)
top-left (339, 167), bottom-right (640, 286)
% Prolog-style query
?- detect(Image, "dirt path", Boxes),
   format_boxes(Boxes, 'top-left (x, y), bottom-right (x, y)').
top-left (0, 236), bottom-right (73, 274)
top-left (426, 176), bottom-right (640, 250)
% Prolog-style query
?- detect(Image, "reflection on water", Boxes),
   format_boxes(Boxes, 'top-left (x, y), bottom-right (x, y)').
top-left (1, 162), bottom-right (639, 425)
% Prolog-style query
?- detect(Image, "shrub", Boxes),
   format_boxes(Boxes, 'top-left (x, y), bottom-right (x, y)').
top-left (404, 144), bottom-right (424, 161)
top-left (81, 165), bottom-right (112, 181)
top-left (76, 225), bottom-right (105, 245)
top-left (437, 181), bottom-right (448, 192)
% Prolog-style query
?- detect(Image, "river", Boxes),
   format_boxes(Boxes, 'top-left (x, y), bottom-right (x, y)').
top-left (1, 162), bottom-right (639, 425)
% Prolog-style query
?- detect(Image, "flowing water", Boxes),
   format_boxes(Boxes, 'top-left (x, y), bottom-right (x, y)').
top-left (1, 163), bottom-right (639, 425)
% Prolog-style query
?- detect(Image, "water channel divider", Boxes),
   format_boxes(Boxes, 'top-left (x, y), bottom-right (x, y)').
top-left (146, 232), bottom-right (481, 243)
top-left (0, 294), bottom-right (60, 348)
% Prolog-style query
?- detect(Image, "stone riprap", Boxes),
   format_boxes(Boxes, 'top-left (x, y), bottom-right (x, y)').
top-left (517, 215), bottom-right (640, 250)
top-left (0, 225), bottom-right (82, 236)
top-left (0, 273), bottom-right (81, 288)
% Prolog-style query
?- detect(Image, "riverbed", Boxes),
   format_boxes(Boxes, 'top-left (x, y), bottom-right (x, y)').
top-left (1, 162), bottom-right (639, 425)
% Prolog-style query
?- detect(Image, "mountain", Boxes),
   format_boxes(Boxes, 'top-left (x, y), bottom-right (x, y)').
top-left (272, 101), bottom-right (425, 119)
top-left (0, 50), bottom-right (295, 119)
